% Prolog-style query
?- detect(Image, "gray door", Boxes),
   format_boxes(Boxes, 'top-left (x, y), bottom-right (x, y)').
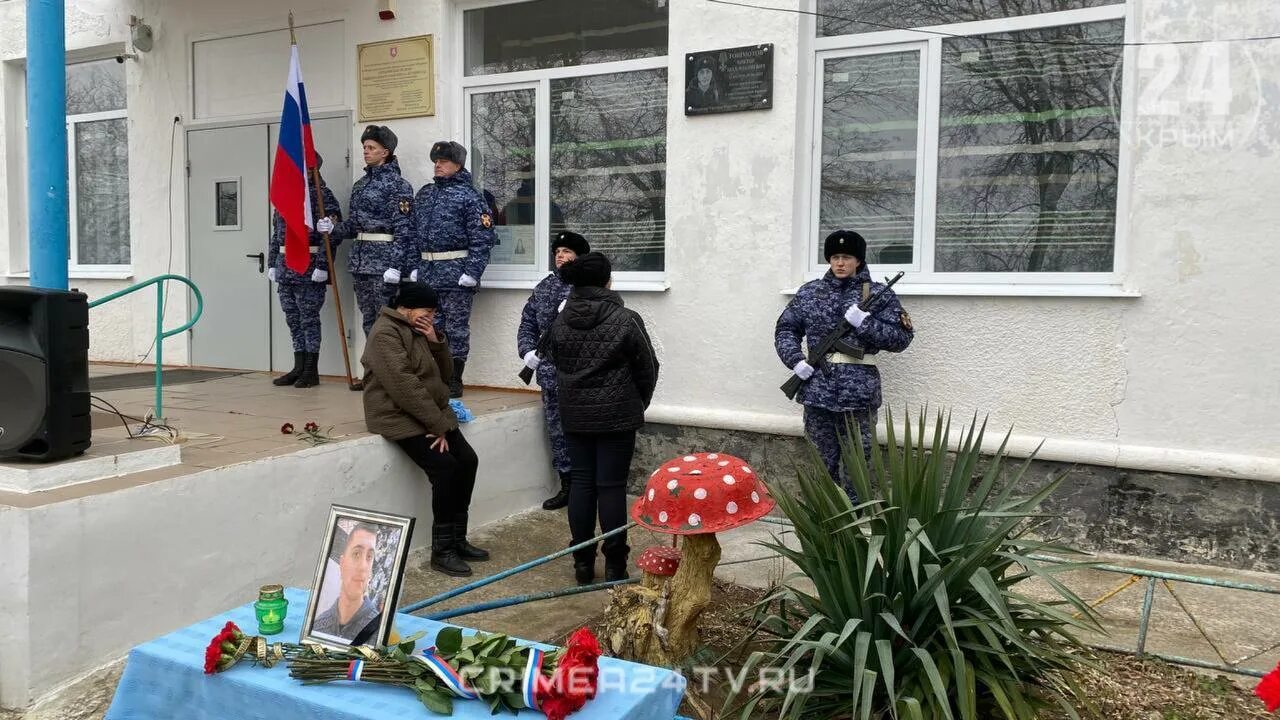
top-left (187, 124), bottom-right (271, 370)
top-left (267, 117), bottom-right (359, 378)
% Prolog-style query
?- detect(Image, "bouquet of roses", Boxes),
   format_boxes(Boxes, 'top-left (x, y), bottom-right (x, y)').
top-left (201, 622), bottom-right (602, 719)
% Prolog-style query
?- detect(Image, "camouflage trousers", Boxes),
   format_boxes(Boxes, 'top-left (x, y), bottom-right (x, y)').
top-left (353, 274), bottom-right (396, 337)
top-left (803, 405), bottom-right (876, 502)
top-left (433, 288), bottom-right (476, 360)
top-left (537, 365), bottom-right (571, 474)
top-left (277, 282), bottom-right (327, 353)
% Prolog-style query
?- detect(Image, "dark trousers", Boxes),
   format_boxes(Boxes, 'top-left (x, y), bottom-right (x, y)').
top-left (565, 430), bottom-right (635, 566)
top-left (396, 430), bottom-right (478, 526)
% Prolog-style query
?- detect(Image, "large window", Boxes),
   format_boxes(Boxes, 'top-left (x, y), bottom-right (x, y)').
top-left (812, 1), bottom-right (1126, 284)
top-left (66, 59), bottom-right (131, 267)
top-left (462, 0), bottom-right (668, 284)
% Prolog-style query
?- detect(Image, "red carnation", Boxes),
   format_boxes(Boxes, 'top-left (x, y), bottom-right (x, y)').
top-left (535, 628), bottom-right (602, 719)
top-left (1257, 662), bottom-right (1280, 713)
top-left (203, 640), bottom-right (222, 674)
top-left (281, 423), bottom-right (294, 434)
top-left (304, 421), bottom-right (319, 433)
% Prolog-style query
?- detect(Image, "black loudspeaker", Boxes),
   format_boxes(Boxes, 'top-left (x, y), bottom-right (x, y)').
top-left (0, 287), bottom-right (92, 462)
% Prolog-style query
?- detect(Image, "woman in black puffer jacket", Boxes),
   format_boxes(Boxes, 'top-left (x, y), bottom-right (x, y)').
top-left (547, 251), bottom-right (659, 586)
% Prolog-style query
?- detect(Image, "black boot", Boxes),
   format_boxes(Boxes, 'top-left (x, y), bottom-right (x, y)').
top-left (604, 562), bottom-right (630, 582)
top-left (294, 352), bottom-right (320, 388)
top-left (453, 512), bottom-right (490, 561)
top-left (448, 358), bottom-right (466, 398)
top-left (430, 523), bottom-right (472, 577)
top-left (574, 561), bottom-right (595, 586)
top-left (542, 471), bottom-right (571, 510)
top-left (273, 352), bottom-right (305, 386)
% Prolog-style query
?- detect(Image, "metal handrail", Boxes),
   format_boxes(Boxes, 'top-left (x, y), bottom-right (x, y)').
top-left (87, 274), bottom-right (204, 420)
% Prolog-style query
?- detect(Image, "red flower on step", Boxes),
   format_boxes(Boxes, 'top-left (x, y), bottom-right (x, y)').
top-left (1256, 662), bottom-right (1280, 713)
top-left (281, 423), bottom-right (294, 434)
top-left (304, 421), bottom-right (319, 433)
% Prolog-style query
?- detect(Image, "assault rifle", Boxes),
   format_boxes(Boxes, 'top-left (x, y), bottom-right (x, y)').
top-left (780, 271), bottom-right (904, 401)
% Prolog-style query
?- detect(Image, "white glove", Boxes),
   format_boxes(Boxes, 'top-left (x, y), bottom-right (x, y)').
top-left (267, 268), bottom-right (277, 283)
top-left (383, 268), bottom-right (401, 284)
top-left (409, 269), bottom-right (419, 282)
top-left (311, 269), bottom-right (328, 283)
top-left (523, 350), bottom-right (541, 370)
top-left (316, 217), bottom-right (334, 234)
top-left (458, 273), bottom-right (478, 288)
top-left (844, 303), bottom-right (870, 328)
top-left (793, 360), bottom-right (815, 380)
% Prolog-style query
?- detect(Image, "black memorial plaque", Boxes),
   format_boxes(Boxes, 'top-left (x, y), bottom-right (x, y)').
top-left (684, 44), bottom-right (773, 116)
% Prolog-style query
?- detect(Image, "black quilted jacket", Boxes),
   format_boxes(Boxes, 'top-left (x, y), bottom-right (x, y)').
top-left (548, 286), bottom-right (659, 433)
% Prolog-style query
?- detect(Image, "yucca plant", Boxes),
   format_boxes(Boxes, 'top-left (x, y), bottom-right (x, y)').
top-left (723, 409), bottom-right (1102, 720)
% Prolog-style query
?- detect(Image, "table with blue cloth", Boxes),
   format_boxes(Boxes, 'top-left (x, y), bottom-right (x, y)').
top-left (106, 588), bottom-right (686, 720)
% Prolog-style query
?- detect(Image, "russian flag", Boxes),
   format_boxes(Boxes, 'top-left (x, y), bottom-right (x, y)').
top-left (269, 44), bottom-right (319, 274)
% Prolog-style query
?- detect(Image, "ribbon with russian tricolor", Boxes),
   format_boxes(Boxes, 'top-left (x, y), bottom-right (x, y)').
top-left (346, 659), bottom-right (365, 682)
top-left (521, 648), bottom-right (544, 710)
top-left (415, 650), bottom-right (479, 700)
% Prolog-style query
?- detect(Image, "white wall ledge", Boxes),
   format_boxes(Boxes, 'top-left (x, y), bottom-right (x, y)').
top-left (483, 279), bottom-right (670, 292)
top-left (781, 283), bottom-right (1141, 298)
top-left (645, 404), bottom-right (1280, 484)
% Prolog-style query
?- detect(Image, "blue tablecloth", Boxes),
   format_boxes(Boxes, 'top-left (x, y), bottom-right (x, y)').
top-left (106, 588), bottom-right (685, 720)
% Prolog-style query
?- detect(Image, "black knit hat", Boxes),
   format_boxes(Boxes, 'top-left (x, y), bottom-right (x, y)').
top-left (360, 125), bottom-right (398, 154)
top-left (559, 252), bottom-right (611, 288)
top-left (823, 230), bottom-right (867, 262)
top-left (392, 283), bottom-right (438, 309)
top-left (552, 230), bottom-right (590, 257)
top-left (430, 140), bottom-right (467, 167)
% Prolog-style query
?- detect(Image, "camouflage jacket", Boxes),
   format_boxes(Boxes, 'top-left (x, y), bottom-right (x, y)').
top-left (774, 267), bottom-right (914, 411)
top-left (331, 159), bottom-right (415, 277)
top-left (517, 271), bottom-right (572, 383)
top-left (267, 183), bottom-right (342, 284)
top-left (408, 169), bottom-right (497, 288)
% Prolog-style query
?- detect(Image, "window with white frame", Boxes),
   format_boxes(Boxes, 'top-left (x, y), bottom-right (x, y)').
top-left (461, 0), bottom-right (668, 281)
top-left (66, 58), bottom-right (131, 267)
top-left (811, 1), bottom-right (1125, 283)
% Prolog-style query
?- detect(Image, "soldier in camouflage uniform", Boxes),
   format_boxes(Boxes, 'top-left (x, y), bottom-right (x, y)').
top-left (517, 231), bottom-right (589, 510)
top-left (407, 140), bottom-right (497, 398)
top-left (267, 156), bottom-right (343, 389)
top-left (774, 230), bottom-right (914, 500)
top-left (319, 125), bottom-right (414, 337)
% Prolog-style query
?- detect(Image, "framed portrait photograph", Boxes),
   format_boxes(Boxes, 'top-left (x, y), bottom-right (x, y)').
top-left (299, 505), bottom-right (415, 650)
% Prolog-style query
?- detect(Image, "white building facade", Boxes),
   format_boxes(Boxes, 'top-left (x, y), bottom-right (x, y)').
top-left (1, 0), bottom-right (1278, 484)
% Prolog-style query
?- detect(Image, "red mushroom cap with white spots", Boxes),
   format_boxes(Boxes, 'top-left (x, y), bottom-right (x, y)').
top-left (635, 546), bottom-right (682, 576)
top-left (631, 452), bottom-right (775, 535)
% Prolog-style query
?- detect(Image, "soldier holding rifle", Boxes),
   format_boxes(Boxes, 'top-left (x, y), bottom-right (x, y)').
top-left (774, 230), bottom-right (915, 500)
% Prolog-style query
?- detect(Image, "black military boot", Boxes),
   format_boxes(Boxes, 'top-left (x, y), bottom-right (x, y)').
top-left (273, 352), bottom-right (305, 386)
top-left (604, 542), bottom-right (630, 582)
top-left (453, 512), bottom-right (490, 561)
top-left (294, 352), bottom-right (320, 388)
top-left (542, 471), bottom-right (571, 511)
top-left (574, 560), bottom-right (595, 586)
top-left (430, 523), bottom-right (472, 577)
top-left (448, 358), bottom-right (466, 398)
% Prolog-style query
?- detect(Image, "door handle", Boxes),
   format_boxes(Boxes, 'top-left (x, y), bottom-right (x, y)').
top-left (245, 252), bottom-right (265, 273)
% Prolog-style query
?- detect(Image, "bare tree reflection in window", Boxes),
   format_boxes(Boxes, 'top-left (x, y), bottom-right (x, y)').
top-left (817, 0), bottom-right (1119, 37)
top-left (551, 70), bottom-right (667, 272)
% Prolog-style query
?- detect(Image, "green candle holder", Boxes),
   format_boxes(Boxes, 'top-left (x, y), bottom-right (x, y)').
top-left (254, 584), bottom-right (288, 635)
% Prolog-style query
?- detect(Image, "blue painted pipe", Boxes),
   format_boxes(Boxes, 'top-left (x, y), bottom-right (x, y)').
top-left (423, 578), bottom-right (639, 621)
top-left (26, 0), bottom-right (69, 290)
top-left (399, 522), bottom-right (636, 615)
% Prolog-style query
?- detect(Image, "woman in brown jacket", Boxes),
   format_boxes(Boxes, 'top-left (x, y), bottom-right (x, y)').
top-left (361, 283), bottom-right (487, 577)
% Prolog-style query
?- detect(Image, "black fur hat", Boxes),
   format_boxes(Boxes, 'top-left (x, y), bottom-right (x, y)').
top-left (823, 230), bottom-right (867, 262)
top-left (552, 230), bottom-right (590, 257)
top-left (430, 140), bottom-right (467, 167)
top-left (360, 125), bottom-right (398, 155)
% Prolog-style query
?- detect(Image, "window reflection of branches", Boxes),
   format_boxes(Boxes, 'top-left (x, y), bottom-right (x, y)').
top-left (551, 70), bottom-right (667, 272)
top-left (817, 0), bottom-right (1120, 37)
top-left (65, 59), bottom-right (130, 266)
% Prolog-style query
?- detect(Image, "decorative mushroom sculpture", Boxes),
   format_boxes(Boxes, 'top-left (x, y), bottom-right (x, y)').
top-left (604, 452), bottom-right (774, 665)
top-left (635, 545), bottom-right (682, 591)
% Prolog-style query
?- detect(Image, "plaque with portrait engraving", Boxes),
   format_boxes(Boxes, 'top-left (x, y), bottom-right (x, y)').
top-left (358, 35), bottom-right (435, 121)
top-left (684, 44), bottom-right (773, 116)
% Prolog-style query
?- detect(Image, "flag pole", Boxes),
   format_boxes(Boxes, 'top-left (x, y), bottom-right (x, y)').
top-left (291, 12), bottom-right (362, 391)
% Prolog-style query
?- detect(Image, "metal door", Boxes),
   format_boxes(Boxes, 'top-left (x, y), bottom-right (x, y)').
top-left (186, 124), bottom-right (271, 370)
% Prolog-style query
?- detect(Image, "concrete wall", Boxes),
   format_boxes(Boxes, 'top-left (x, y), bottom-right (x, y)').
top-left (1, 0), bottom-right (1278, 475)
top-left (0, 407), bottom-right (551, 709)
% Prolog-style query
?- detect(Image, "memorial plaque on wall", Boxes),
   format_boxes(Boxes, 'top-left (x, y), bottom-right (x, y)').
top-left (358, 35), bottom-right (435, 121)
top-left (684, 44), bottom-right (773, 116)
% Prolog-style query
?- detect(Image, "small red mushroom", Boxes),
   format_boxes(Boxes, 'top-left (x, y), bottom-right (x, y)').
top-left (635, 546), bottom-right (682, 590)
